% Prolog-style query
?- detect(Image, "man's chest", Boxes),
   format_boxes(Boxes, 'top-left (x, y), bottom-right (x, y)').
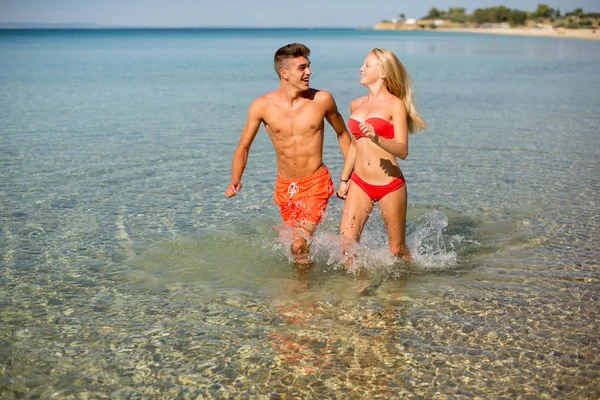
top-left (263, 105), bottom-right (325, 133)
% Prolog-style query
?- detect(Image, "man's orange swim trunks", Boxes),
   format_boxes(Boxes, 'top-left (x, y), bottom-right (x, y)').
top-left (274, 166), bottom-right (334, 225)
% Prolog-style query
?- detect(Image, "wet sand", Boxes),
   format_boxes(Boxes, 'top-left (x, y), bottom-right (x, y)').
top-left (444, 27), bottom-right (600, 41)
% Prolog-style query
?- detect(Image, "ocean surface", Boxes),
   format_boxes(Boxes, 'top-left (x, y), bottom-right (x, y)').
top-left (1, 28), bottom-right (599, 399)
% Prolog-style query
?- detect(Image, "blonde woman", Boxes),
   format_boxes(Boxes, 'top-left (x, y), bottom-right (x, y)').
top-left (337, 48), bottom-right (426, 284)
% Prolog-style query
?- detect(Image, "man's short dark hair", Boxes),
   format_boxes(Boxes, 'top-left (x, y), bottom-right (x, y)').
top-left (274, 43), bottom-right (311, 77)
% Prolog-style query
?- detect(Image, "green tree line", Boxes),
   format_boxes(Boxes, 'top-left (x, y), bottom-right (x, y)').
top-left (417, 4), bottom-right (598, 27)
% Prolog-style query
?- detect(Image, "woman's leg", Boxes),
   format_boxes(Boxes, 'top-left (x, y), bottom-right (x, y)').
top-left (378, 184), bottom-right (412, 262)
top-left (340, 182), bottom-right (375, 286)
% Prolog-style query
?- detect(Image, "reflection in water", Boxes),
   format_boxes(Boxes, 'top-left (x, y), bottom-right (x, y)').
top-left (266, 295), bottom-right (410, 397)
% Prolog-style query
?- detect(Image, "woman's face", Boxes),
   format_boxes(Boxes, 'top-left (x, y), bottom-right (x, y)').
top-left (359, 53), bottom-right (382, 86)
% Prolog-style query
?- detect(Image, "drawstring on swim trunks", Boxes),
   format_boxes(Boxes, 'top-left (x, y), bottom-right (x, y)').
top-left (288, 182), bottom-right (299, 199)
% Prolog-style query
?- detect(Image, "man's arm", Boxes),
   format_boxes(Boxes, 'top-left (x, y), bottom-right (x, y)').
top-left (225, 99), bottom-right (264, 198)
top-left (336, 140), bottom-right (356, 199)
top-left (336, 97), bottom-right (361, 199)
top-left (323, 92), bottom-right (351, 160)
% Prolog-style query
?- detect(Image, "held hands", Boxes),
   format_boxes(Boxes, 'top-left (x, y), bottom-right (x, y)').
top-left (225, 179), bottom-right (242, 198)
top-left (337, 180), bottom-right (349, 199)
top-left (360, 122), bottom-right (380, 144)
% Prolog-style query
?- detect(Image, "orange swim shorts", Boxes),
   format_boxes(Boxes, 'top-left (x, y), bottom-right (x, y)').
top-left (273, 166), bottom-right (334, 225)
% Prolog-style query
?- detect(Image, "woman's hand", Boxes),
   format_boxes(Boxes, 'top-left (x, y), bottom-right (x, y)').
top-left (360, 122), bottom-right (380, 144)
top-left (337, 181), bottom-right (349, 199)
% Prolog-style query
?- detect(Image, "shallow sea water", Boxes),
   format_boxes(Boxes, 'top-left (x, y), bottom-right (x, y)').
top-left (1, 29), bottom-right (599, 398)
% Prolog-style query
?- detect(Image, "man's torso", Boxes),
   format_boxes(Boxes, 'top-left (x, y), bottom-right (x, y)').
top-left (260, 89), bottom-right (328, 180)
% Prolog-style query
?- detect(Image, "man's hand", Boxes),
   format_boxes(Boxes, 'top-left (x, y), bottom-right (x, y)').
top-left (225, 179), bottom-right (242, 198)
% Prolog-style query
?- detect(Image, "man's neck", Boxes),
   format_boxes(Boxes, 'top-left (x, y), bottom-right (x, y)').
top-left (278, 83), bottom-right (308, 106)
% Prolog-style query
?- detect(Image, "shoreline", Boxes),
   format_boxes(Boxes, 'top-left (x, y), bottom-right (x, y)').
top-left (374, 23), bottom-right (600, 41)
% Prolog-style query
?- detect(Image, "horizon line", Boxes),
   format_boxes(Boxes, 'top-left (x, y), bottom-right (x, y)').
top-left (0, 23), bottom-right (370, 30)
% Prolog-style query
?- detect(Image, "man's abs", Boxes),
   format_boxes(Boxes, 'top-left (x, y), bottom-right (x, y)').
top-left (276, 157), bottom-right (325, 181)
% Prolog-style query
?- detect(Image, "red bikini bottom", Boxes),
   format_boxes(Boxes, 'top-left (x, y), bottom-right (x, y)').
top-left (350, 172), bottom-right (405, 202)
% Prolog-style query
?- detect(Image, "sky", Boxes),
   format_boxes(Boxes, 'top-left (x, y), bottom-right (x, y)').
top-left (1, 0), bottom-right (599, 28)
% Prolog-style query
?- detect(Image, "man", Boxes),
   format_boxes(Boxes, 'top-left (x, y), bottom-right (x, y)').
top-left (225, 43), bottom-right (351, 288)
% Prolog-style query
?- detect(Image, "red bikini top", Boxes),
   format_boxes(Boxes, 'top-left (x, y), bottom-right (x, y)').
top-left (348, 117), bottom-right (395, 140)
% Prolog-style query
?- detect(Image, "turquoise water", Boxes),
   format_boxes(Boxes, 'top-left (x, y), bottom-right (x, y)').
top-left (1, 29), bottom-right (599, 398)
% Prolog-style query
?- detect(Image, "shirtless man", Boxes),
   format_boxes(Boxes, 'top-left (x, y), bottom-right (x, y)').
top-left (225, 43), bottom-right (351, 287)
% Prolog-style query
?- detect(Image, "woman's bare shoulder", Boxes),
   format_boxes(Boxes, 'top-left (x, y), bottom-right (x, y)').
top-left (350, 96), bottom-right (368, 112)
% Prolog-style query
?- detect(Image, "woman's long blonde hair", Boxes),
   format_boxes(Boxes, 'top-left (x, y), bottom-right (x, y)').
top-left (371, 48), bottom-right (427, 134)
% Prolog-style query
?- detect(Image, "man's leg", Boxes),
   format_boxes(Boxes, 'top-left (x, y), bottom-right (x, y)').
top-left (286, 196), bottom-right (329, 291)
top-left (289, 220), bottom-right (318, 285)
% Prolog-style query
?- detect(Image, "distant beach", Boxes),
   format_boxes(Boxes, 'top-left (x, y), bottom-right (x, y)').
top-left (374, 22), bottom-right (600, 41)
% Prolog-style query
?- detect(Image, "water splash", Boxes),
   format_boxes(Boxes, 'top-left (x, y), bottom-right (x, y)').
top-left (407, 210), bottom-right (457, 270)
top-left (265, 210), bottom-right (457, 280)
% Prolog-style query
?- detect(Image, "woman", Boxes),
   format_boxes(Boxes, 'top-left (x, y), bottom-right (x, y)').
top-left (337, 48), bottom-right (426, 279)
